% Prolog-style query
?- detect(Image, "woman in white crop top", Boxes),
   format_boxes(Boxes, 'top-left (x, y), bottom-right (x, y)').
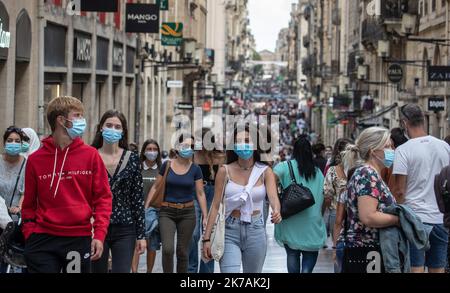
top-left (202, 126), bottom-right (282, 273)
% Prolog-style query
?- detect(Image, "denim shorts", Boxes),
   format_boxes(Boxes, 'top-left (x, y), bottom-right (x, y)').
top-left (410, 224), bottom-right (449, 269)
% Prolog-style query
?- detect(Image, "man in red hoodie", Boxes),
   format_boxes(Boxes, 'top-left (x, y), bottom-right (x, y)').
top-left (22, 96), bottom-right (112, 273)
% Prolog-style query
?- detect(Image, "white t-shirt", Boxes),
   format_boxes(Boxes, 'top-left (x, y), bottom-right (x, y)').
top-left (393, 136), bottom-right (450, 224)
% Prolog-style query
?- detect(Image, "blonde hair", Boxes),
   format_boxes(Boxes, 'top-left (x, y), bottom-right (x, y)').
top-left (343, 127), bottom-right (391, 173)
top-left (47, 96), bottom-right (84, 132)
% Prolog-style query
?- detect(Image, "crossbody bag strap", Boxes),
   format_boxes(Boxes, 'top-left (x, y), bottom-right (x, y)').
top-left (111, 151), bottom-right (131, 191)
top-left (9, 158), bottom-right (26, 208)
top-left (118, 151), bottom-right (131, 176)
top-left (161, 160), bottom-right (171, 201)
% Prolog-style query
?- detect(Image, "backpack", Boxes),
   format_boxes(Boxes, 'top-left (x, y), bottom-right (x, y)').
top-left (434, 165), bottom-right (450, 228)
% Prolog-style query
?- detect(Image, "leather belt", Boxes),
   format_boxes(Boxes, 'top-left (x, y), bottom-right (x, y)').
top-left (161, 201), bottom-right (194, 210)
top-left (231, 210), bottom-right (261, 219)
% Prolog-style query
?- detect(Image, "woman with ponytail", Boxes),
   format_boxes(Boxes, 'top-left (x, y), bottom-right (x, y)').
top-left (338, 127), bottom-right (399, 273)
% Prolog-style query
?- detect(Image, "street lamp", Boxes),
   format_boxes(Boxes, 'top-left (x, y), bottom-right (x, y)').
top-left (183, 39), bottom-right (197, 63)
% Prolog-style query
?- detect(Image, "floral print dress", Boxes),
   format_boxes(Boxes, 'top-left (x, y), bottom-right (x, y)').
top-left (343, 165), bottom-right (396, 247)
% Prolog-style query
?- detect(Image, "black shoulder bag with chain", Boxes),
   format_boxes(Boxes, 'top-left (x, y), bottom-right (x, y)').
top-left (279, 160), bottom-right (315, 220)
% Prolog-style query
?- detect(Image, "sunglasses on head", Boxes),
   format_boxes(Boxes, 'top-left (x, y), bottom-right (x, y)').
top-left (6, 127), bottom-right (24, 136)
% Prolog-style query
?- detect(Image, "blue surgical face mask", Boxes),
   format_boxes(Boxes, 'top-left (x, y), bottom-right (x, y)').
top-left (5, 143), bottom-right (22, 156)
top-left (145, 151), bottom-right (158, 161)
top-left (21, 142), bottom-right (30, 153)
top-left (65, 118), bottom-right (87, 139)
top-left (383, 149), bottom-right (395, 168)
top-left (178, 148), bottom-right (194, 159)
top-left (102, 128), bottom-right (123, 145)
top-left (234, 143), bottom-right (254, 160)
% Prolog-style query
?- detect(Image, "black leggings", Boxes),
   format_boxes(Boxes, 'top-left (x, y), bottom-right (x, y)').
top-left (159, 206), bottom-right (196, 273)
top-left (91, 224), bottom-right (136, 273)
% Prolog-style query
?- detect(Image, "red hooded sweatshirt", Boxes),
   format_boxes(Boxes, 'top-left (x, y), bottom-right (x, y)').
top-left (22, 137), bottom-right (112, 242)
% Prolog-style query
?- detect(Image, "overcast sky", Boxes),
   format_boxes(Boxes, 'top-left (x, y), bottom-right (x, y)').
top-left (248, 0), bottom-right (297, 52)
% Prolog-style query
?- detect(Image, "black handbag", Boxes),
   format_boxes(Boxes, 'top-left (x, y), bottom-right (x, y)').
top-left (279, 160), bottom-right (315, 220)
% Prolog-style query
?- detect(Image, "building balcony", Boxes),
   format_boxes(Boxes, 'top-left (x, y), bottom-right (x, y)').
top-left (380, 0), bottom-right (418, 22)
top-left (361, 18), bottom-right (385, 50)
top-left (302, 55), bottom-right (315, 76)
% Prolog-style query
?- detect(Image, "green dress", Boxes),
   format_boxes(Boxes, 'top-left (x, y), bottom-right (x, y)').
top-left (273, 160), bottom-right (327, 251)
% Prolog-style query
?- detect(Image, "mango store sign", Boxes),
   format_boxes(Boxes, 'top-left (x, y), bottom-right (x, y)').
top-left (0, 20), bottom-right (10, 49)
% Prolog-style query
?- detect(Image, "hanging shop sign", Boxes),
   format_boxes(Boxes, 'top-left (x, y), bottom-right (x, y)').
top-left (161, 23), bottom-right (183, 46)
top-left (157, 0), bottom-right (169, 11)
top-left (387, 63), bottom-right (403, 83)
top-left (428, 97), bottom-right (446, 112)
top-left (80, 0), bottom-right (118, 12)
top-left (177, 102), bottom-right (194, 110)
top-left (167, 80), bottom-right (183, 88)
top-left (74, 36), bottom-right (91, 62)
top-left (126, 4), bottom-right (160, 33)
top-left (428, 66), bottom-right (450, 82)
top-left (0, 2), bottom-right (10, 60)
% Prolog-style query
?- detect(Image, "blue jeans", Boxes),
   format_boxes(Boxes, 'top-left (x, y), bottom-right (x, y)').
top-left (188, 184), bottom-right (215, 273)
top-left (284, 245), bottom-right (319, 273)
top-left (323, 209), bottom-right (336, 238)
top-left (410, 223), bottom-right (448, 269)
top-left (220, 214), bottom-right (267, 273)
top-left (334, 241), bottom-right (345, 273)
top-left (263, 197), bottom-right (269, 228)
top-left (328, 209), bottom-right (336, 241)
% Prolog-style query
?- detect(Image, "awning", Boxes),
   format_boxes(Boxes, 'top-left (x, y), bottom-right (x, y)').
top-left (357, 103), bottom-right (398, 124)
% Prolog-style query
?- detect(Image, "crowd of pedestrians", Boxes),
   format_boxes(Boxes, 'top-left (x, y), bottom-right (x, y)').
top-left (0, 96), bottom-right (448, 274)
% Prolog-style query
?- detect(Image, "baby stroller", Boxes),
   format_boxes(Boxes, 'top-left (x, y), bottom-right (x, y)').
top-left (0, 217), bottom-right (27, 273)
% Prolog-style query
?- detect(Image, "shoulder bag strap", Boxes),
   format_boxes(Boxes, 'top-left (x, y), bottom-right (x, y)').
top-left (287, 160), bottom-right (298, 185)
top-left (9, 158), bottom-right (26, 208)
top-left (161, 160), bottom-right (171, 200)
